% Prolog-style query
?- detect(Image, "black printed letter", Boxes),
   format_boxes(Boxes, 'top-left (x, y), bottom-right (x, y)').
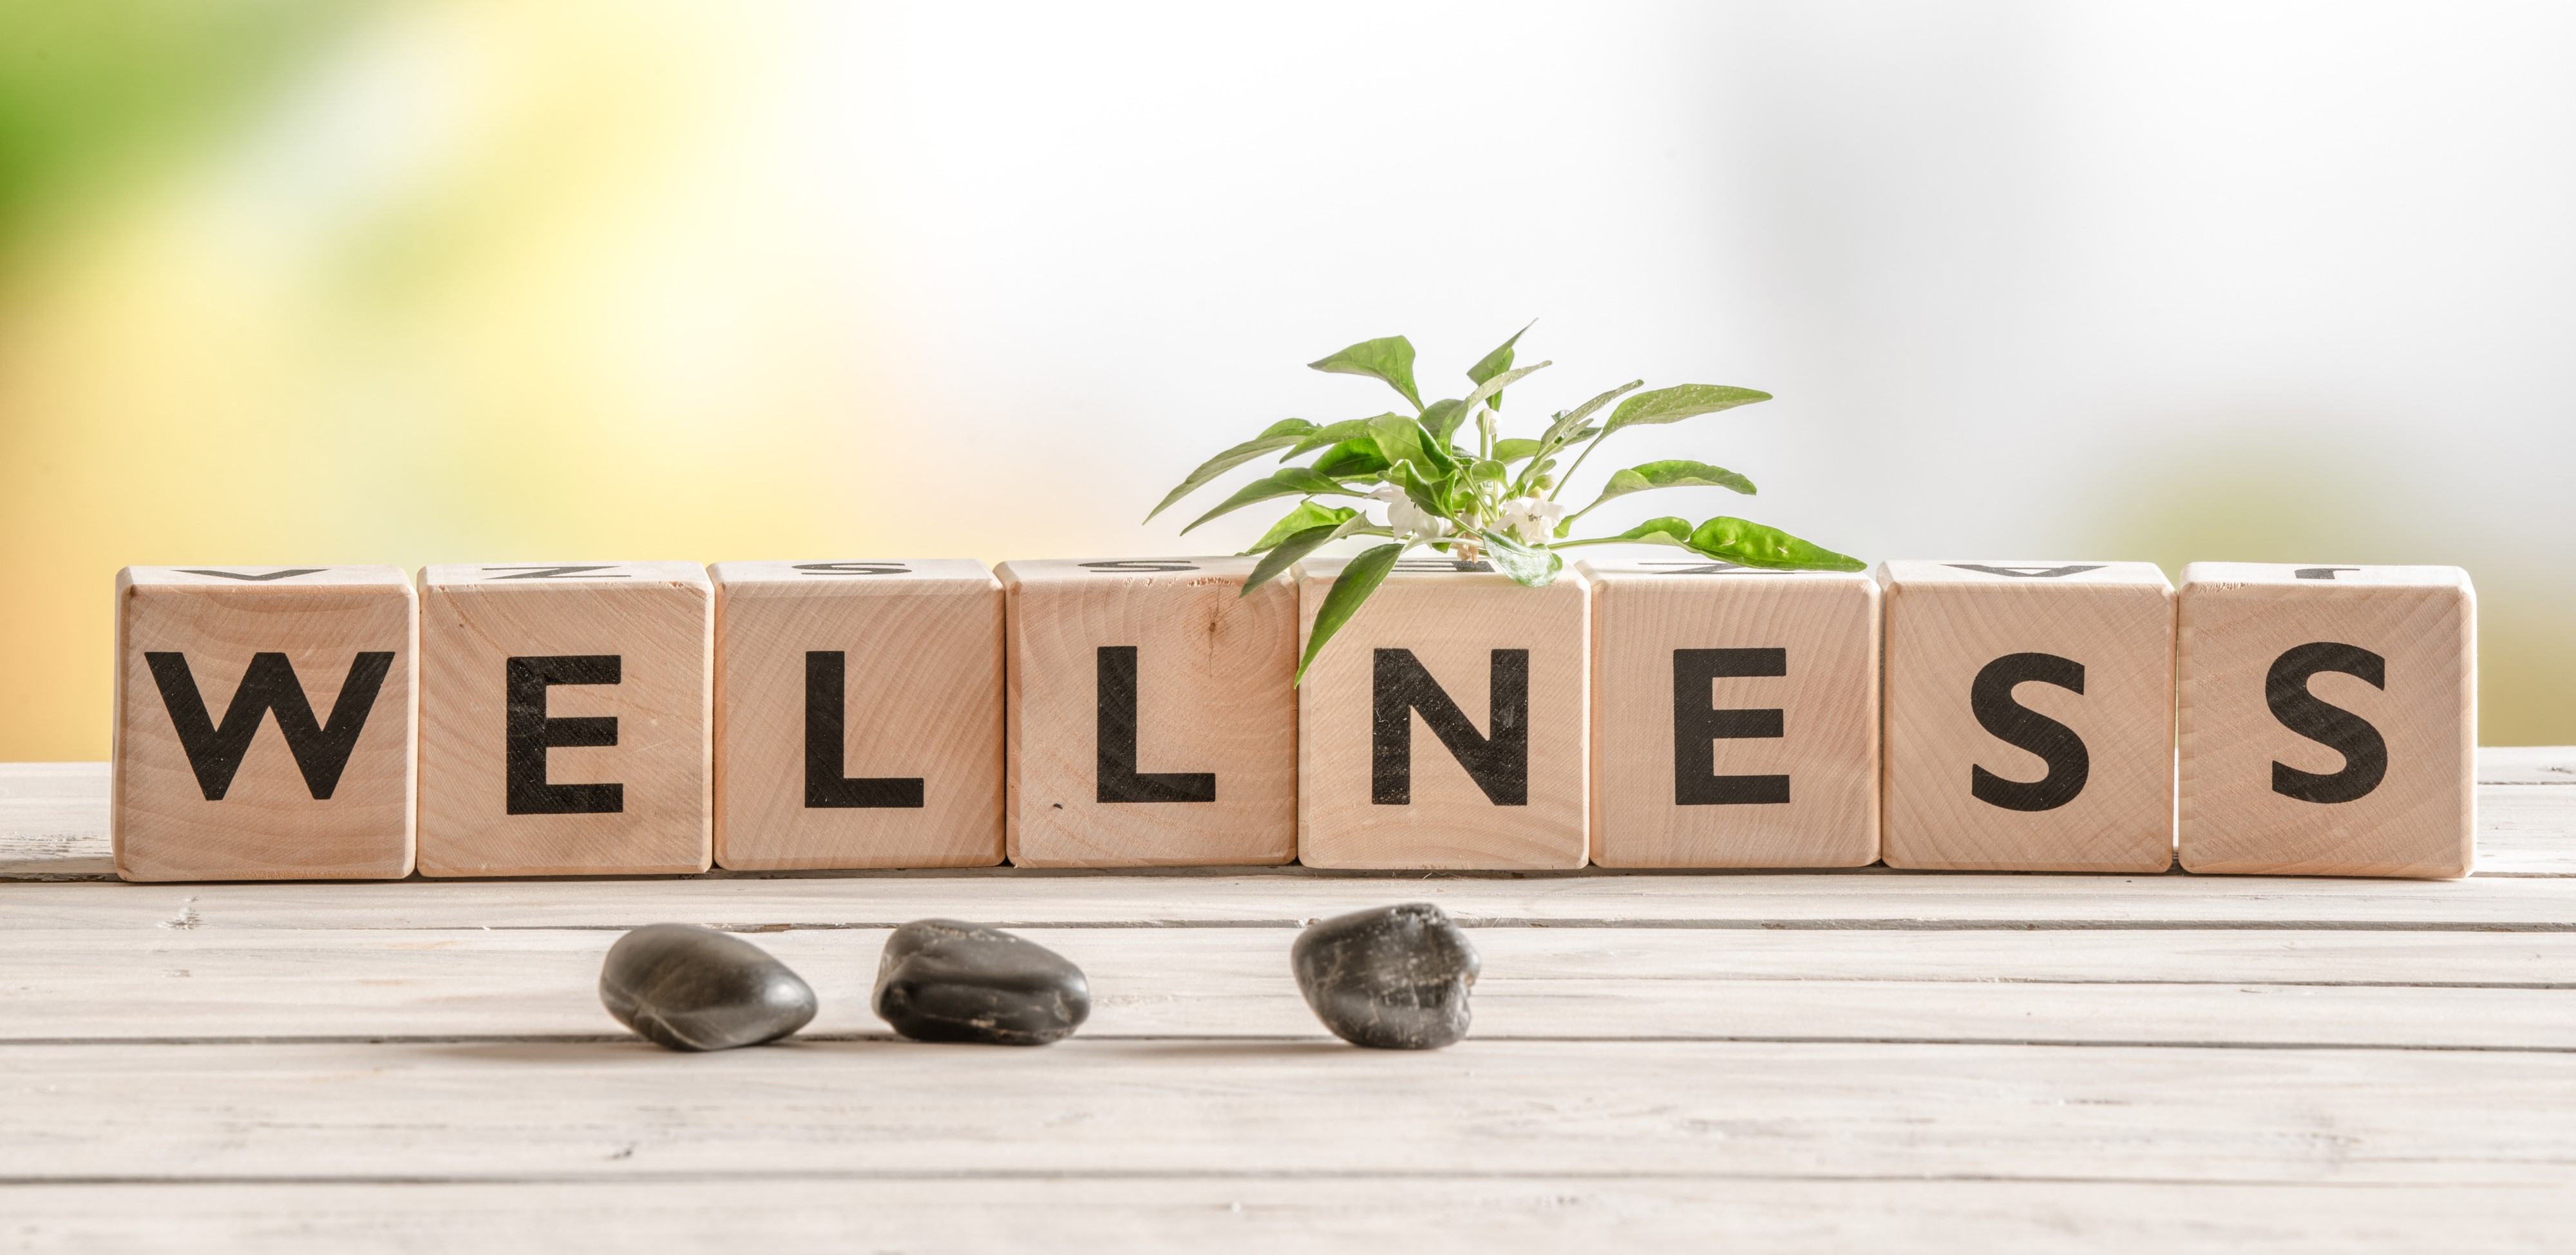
top-left (1969, 652), bottom-right (2089, 812)
top-left (146, 652), bottom-right (395, 800)
top-left (1672, 648), bottom-right (1790, 806)
top-left (505, 655), bottom-right (624, 815)
top-left (1373, 648), bottom-right (1529, 806)
top-left (1095, 646), bottom-right (1216, 803)
top-left (804, 651), bottom-right (924, 807)
top-left (2266, 641), bottom-right (2387, 804)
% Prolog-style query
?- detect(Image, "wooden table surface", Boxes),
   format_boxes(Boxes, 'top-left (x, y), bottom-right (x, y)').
top-left (4, 751), bottom-right (2573, 1250)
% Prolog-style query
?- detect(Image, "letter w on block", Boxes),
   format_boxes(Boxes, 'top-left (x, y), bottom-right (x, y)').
top-left (145, 652), bottom-right (396, 801)
top-left (1372, 648), bottom-right (1529, 806)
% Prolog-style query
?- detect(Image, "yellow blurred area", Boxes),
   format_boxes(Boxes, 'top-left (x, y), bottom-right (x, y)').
top-left (0, 1), bottom-right (902, 760)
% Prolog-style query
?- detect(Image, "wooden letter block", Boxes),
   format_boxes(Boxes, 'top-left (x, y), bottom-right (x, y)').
top-left (996, 558), bottom-right (1296, 866)
top-left (1880, 560), bottom-right (2175, 872)
top-left (2177, 563), bottom-right (2474, 878)
top-left (711, 560), bottom-right (1004, 870)
top-left (112, 566), bottom-right (417, 882)
top-left (1297, 556), bottom-right (1589, 870)
top-left (418, 562), bottom-right (712, 876)
top-left (1580, 557), bottom-right (1879, 868)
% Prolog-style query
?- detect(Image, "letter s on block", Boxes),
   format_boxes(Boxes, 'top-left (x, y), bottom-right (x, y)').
top-left (2266, 641), bottom-right (2387, 804)
top-left (1968, 652), bottom-right (2090, 812)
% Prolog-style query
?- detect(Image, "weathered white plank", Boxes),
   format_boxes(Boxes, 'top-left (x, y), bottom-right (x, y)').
top-left (10, 868), bottom-right (2576, 932)
top-left (1, 1178), bottom-right (2564, 1254)
top-left (0, 763), bottom-right (111, 879)
top-left (2477, 745), bottom-right (2576, 784)
top-left (9, 757), bottom-right (2571, 878)
top-left (5, 927), bottom-right (2574, 1048)
top-left (2476, 787), bottom-right (2576, 874)
top-left (0, 1039), bottom-right (2567, 1186)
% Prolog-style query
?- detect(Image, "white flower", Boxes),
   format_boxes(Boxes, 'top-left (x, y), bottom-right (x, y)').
top-left (1370, 483), bottom-right (1448, 540)
top-left (1497, 495), bottom-right (1566, 545)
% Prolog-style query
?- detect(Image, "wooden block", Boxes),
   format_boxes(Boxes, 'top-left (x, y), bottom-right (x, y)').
top-left (1580, 557), bottom-right (1879, 868)
top-left (1880, 560), bottom-right (2175, 873)
top-left (996, 558), bottom-right (1296, 866)
top-left (417, 563), bottom-right (712, 877)
top-left (2177, 563), bottom-right (2474, 878)
top-left (1296, 556), bottom-right (1589, 870)
top-left (111, 566), bottom-right (417, 882)
top-left (710, 560), bottom-right (1004, 871)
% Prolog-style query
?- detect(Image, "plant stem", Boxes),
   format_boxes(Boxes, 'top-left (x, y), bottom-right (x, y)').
top-left (1547, 437), bottom-right (1605, 504)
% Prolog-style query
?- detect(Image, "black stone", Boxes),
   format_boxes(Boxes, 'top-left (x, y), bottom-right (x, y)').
top-left (873, 918), bottom-right (1090, 1046)
top-left (599, 923), bottom-right (817, 1052)
top-left (1291, 903), bottom-right (1479, 1050)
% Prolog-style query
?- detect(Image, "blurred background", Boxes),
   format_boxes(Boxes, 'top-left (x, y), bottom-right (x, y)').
top-left (2, 0), bottom-right (2570, 760)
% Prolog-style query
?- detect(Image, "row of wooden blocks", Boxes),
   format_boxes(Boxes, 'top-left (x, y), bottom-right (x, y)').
top-left (109, 557), bottom-right (2476, 882)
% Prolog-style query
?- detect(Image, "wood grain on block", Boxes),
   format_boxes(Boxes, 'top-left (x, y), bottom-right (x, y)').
top-left (1880, 560), bottom-right (2175, 873)
top-left (711, 560), bottom-right (1003, 870)
top-left (2178, 563), bottom-right (2475, 878)
top-left (996, 558), bottom-right (1296, 867)
top-left (1581, 558), bottom-right (1879, 868)
top-left (110, 566), bottom-right (417, 882)
top-left (417, 563), bottom-right (712, 876)
top-left (1296, 556), bottom-right (1588, 870)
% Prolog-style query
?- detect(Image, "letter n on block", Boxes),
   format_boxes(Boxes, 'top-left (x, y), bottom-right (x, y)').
top-left (996, 558), bottom-right (1296, 866)
top-left (1880, 560), bottom-right (2174, 872)
top-left (1297, 557), bottom-right (1588, 869)
top-left (1580, 558), bottom-right (1879, 867)
top-left (417, 562), bottom-right (712, 876)
top-left (2177, 563), bottom-right (2474, 878)
top-left (712, 560), bottom-right (1004, 870)
top-left (112, 566), bottom-right (417, 881)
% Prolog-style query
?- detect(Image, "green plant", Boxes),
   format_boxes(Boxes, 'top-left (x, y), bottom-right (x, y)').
top-left (1146, 326), bottom-right (1865, 680)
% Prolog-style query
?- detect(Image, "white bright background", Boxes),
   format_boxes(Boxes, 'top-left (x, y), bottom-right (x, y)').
top-left (5, 0), bottom-right (2569, 752)
top-left (821, 1), bottom-right (2576, 739)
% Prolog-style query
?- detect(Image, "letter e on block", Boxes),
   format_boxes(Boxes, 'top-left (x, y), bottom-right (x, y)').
top-left (712, 560), bottom-right (1004, 870)
top-left (113, 566), bottom-right (417, 881)
top-left (2178, 563), bottom-right (2474, 878)
top-left (1880, 560), bottom-right (2175, 872)
top-left (996, 558), bottom-right (1297, 866)
top-left (417, 562), bottom-right (712, 876)
top-left (1581, 557), bottom-right (1879, 868)
top-left (1298, 556), bottom-right (1588, 870)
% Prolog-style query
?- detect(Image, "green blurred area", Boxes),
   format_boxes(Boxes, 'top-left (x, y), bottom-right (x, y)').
top-left (0, 0), bottom-right (370, 263)
top-left (2091, 435), bottom-right (2575, 745)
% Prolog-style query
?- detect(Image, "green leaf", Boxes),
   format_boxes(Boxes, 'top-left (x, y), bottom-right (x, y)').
top-left (1463, 361), bottom-right (1551, 415)
top-left (1309, 438), bottom-right (1391, 480)
top-left (1278, 415), bottom-right (1385, 460)
top-left (1580, 459), bottom-right (1758, 513)
top-left (1242, 523), bottom-right (1340, 593)
top-left (1418, 398), bottom-right (1470, 447)
top-left (1468, 458), bottom-right (1508, 485)
top-left (1602, 384), bottom-right (1772, 435)
top-left (1493, 438), bottom-right (1543, 465)
top-left (1368, 413), bottom-right (1456, 479)
top-left (1143, 419), bottom-right (1316, 522)
top-left (1539, 381), bottom-right (1643, 451)
top-left (1686, 516), bottom-right (1866, 571)
top-left (1389, 458), bottom-right (1447, 521)
top-left (1309, 336), bottom-right (1423, 412)
top-left (1466, 321), bottom-right (1535, 408)
top-left (1550, 516), bottom-right (1694, 549)
top-left (1244, 510), bottom-right (1390, 592)
top-left (1243, 502), bottom-right (1356, 554)
top-left (1182, 467), bottom-right (1361, 534)
top-left (1298, 542), bottom-right (1408, 682)
top-left (1477, 530), bottom-right (1564, 587)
